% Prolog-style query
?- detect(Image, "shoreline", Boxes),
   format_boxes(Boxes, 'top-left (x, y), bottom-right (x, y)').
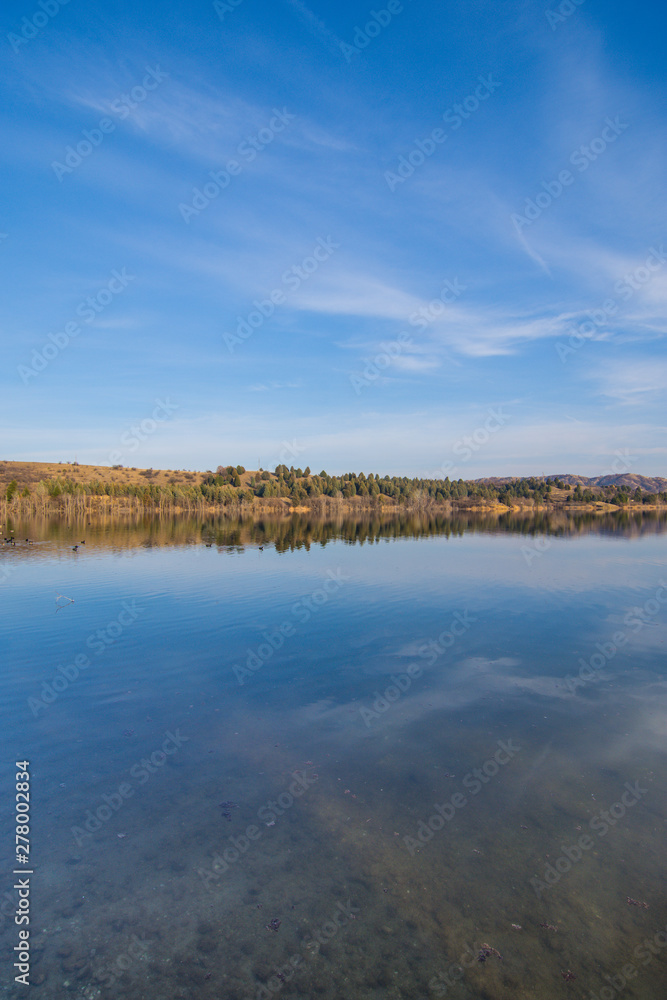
top-left (2, 494), bottom-right (665, 520)
top-left (1, 460), bottom-right (664, 519)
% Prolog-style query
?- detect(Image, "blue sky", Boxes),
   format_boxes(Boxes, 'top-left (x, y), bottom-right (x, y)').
top-left (2, 0), bottom-right (666, 477)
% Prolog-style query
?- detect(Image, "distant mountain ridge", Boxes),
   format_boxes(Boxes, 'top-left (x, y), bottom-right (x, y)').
top-left (476, 473), bottom-right (667, 494)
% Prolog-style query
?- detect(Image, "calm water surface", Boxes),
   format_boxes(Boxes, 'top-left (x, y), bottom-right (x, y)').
top-left (1, 513), bottom-right (666, 999)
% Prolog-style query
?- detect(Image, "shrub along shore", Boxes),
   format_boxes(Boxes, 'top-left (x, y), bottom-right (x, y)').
top-left (1, 461), bottom-right (665, 517)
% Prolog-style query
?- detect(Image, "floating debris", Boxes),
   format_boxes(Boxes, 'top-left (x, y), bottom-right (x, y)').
top-left (561, 970), bottom-right (576, 981)
top-left (219, 800), bottom-right (238, 821)
top-left (511, 923), bottom-right (522, 931)
top-left (266, 918), bottom-right (281, 932)
top-left (477, 943), bottom-right (502, 963)
top-left (123, 729), bottom-right (135, 737)
top-left (539, 922), bottom-right (558, 932)
top-left (627, 897), bottom-right (649, 909)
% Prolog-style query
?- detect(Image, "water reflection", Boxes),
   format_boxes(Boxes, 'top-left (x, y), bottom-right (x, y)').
top-left (0, 514), bottom-right (666, 999)
top-left (2, 507), bottom-right (667, 556)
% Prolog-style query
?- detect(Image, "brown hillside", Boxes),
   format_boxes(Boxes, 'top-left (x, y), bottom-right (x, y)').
top-left (0, 460), bottom-right (213, 493)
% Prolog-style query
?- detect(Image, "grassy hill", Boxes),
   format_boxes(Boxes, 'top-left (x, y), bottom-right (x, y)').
top-left (0, 460), bottom-right (210, 492)
top-left (0, 460), bottom-right (665, 514)
top-left (478, 473), bottom-right (667, 493)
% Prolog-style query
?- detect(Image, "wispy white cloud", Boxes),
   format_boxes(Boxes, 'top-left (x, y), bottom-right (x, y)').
top-left (587, 359), bottom-right (667, 404)
top-left (293, 269), bottom-right (610, 358)
top-left (293, 272), bottom-right (422, 320)
top-left (249, 381), bottom-right (302, 391)
top-left (283, 0), bottom-right (344, 55)
top-left (512, 228), bottom-right (553, 276)
top-left (2, 3), bottom-right (667, 474)
top-left (3, 404), bottom-right (665, 478)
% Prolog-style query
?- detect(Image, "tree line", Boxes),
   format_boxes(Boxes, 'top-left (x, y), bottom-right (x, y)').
top-left (5, 465), bottom-right (666, 509)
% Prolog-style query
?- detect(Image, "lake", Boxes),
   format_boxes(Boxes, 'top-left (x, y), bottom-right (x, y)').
top-left (1, 511), bottom-right (666, 999)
